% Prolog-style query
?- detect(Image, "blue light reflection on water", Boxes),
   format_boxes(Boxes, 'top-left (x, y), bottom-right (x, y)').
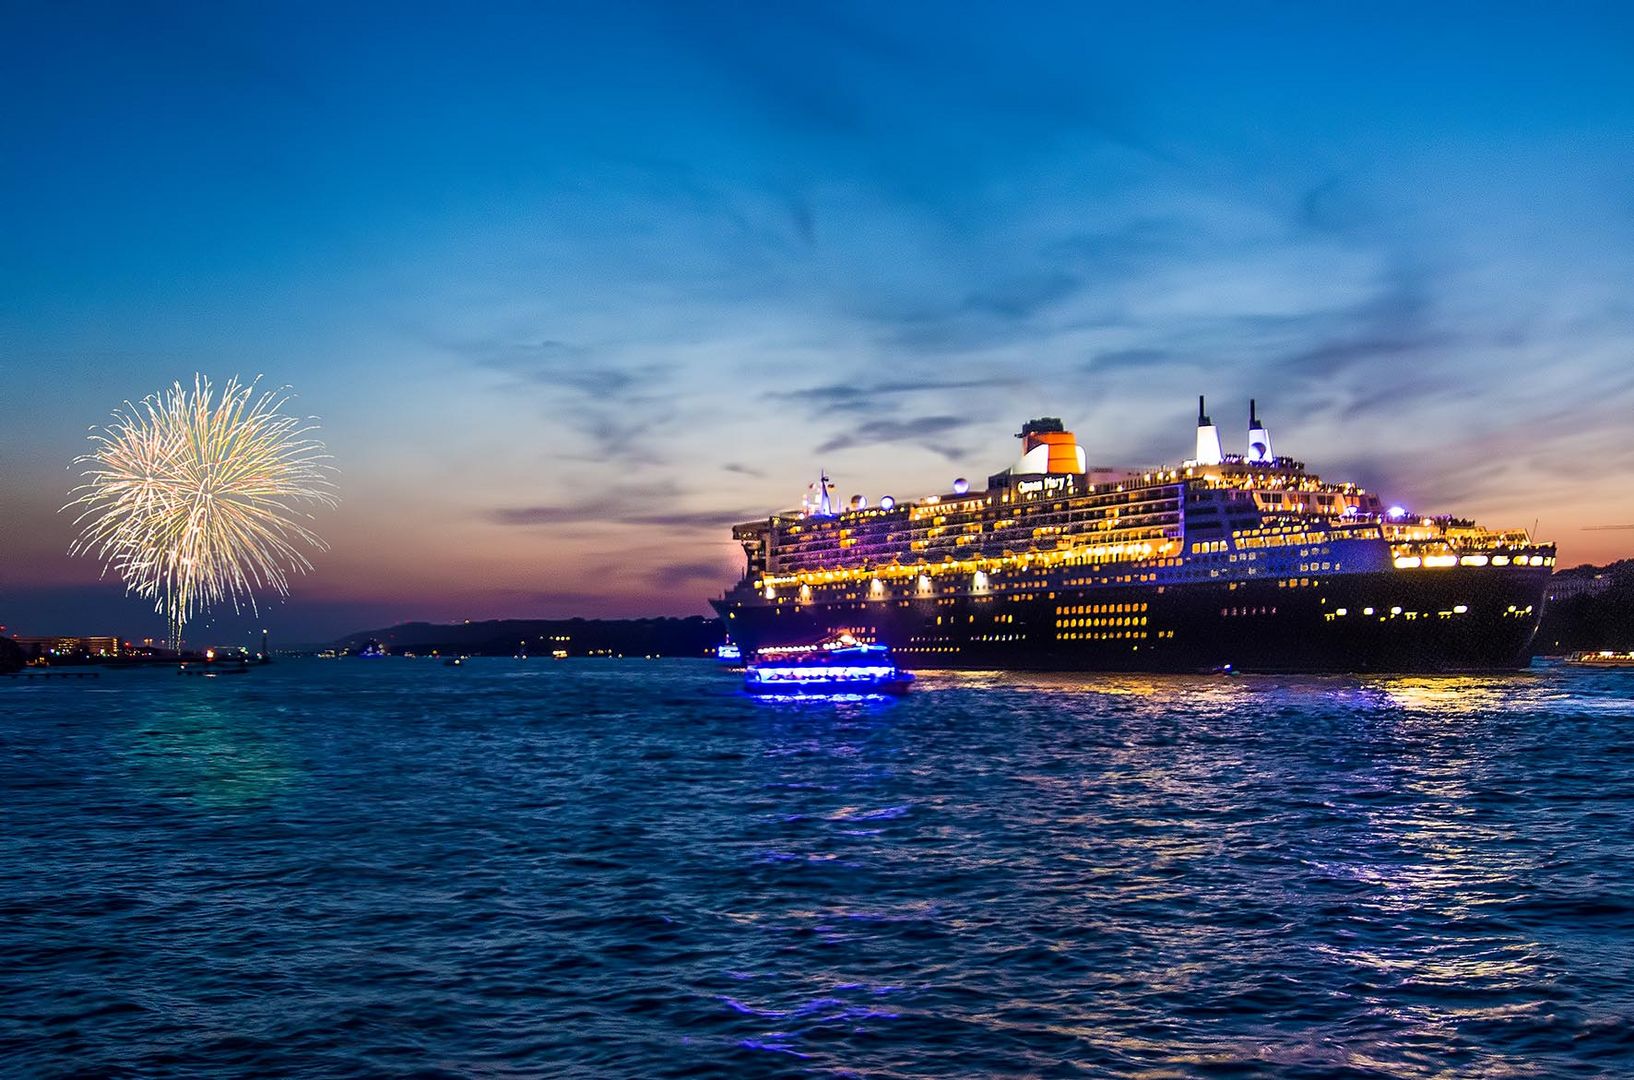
top-left (2, 659), bottom-right (1633, 1076)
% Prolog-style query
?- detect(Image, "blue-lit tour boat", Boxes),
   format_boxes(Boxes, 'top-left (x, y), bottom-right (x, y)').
top-left (744, 634), bottom-right (915, 695)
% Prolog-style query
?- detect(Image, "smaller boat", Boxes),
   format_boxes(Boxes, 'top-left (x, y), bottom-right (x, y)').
top-left (1565, 650), bottom-right (1634, 668)
top-left (715, 641), bottom-right (742, 665)
top-left (744, 634), bottom-right (914, 696)
top-left (444, 656), bottom-right (465, 667)
top-left (178, 662), bottom-right (248, 676)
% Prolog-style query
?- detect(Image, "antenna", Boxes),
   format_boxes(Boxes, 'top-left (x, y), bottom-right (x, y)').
top-left (1250, 398), bottom-right (1258, 427)
top-left (1198, 395), bottom-right (1208, 425)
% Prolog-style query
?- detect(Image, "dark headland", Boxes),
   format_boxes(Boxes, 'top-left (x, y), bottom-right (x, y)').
top-left (329, 616), bottom-right (722, 658)
top-left (1538, 559), bottom-right (1634, 653)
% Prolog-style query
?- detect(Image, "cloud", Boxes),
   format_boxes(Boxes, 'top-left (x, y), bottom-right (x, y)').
top-left (843, 218), bottom-right (1195, 358)
top-left (488, 505), bottom-right (598, 526)
top-left (767, 377), bottom-right (997, 417)
top-left (644, 558), bottom-right (737, 590)
top-left (645, 0), bottom-right (1169, 176)
top-left (490, 503), bottom-right (760, 531)
top-left (430, 333), bottom-right (679, 464)
top-left (1082, 347), bottom-right (1171, 373)
top-left (455, 337), bottom-right (664, 399)
top-left (860, 296), bottom-right (1067, 355)
top-left (813, 414), bottom-right (974, 459)
top-left (783, 190), bottom-right (816, 247)
top-left (1040, 217), bottom-right (1192, 273)
top-left (960, 270), bottom-right (1082, 321)
top-left (1296, 172), bottom-right (1380, 235)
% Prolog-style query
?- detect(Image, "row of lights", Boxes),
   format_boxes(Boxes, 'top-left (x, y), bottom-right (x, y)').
top-left (1393, 553), bottom-right (1552, 570)
top-left (1333, 605), bottom-right (1468, 617)
top-left (760, 538), bottom-right (1173, 595)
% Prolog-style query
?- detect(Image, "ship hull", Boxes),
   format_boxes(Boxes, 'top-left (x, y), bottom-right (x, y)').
top-left (714, 568), bottom-right (1550, 674)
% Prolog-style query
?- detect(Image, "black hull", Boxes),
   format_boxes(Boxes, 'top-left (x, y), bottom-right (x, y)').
top-left (714, 568), bottom-right (1550, 674)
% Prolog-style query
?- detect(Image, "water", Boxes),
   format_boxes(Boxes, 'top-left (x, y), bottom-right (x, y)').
top-left (3, 659), bottom-right (1633, 1077)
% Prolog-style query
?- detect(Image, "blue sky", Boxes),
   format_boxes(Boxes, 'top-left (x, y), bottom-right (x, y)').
top-left (3, 2), bottom-right (1633, 642)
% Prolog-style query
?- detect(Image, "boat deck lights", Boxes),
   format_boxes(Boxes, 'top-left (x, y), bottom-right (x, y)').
top-left (755, 634), bottom-right (874, 657)
top-left (743, 646), bottom-right (916, 696)
top-left (748, 665), bottom-right (900, 680)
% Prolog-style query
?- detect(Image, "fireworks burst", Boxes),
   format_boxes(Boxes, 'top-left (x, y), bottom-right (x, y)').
top-left (66, 375), bottom-right (339, 646)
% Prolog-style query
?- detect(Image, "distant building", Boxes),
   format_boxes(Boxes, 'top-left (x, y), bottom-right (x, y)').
top-left (1548, 574), bottom-right (1614, 602)
top-left (13, 635), bottom-right (122, 658)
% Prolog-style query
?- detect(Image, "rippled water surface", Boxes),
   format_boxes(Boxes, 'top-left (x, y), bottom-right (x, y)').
top-left (4, 659), bottom-right (1634, 1077)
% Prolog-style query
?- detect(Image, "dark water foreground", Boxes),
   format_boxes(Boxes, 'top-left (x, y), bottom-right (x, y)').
top-left (3, 659), bottom-right (1632, 1078)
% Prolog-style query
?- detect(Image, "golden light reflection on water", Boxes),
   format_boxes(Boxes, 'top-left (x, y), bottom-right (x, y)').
top-left (919, 667), bottom-right (1593, 716)
top-left (1364, 674), bottom-right (1537, 716)
top-left (886, 667), bottom-right (1581, 1077)
top-left (922, 668), bottom-right (1255, 700)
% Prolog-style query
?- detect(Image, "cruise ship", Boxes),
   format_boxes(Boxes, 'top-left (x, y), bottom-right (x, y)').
top-left (711, 400), bottom-right (1555, 673)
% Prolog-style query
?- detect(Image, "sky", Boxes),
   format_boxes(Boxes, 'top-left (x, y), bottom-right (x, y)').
top-left (3, 1), bottom-right (1633, 644)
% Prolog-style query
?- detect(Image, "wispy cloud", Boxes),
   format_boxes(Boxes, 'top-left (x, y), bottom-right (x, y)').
top-left (644, 557), bottom-right (738, 590)
top-left (814, 414), bottom-right (975, 459)
top-left (768, 377), bottom-right (997, 416)
top-left (430, 333), bottom-right (679, 464)
top-left (489, 486), bottom-right (762, 531)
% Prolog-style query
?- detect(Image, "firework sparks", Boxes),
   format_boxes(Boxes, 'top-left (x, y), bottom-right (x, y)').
top-left (66, 375), bottom-right (339, 646)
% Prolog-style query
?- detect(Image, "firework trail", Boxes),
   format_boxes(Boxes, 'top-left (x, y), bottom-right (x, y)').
top-left (66, 375), bottom-right (338, 647)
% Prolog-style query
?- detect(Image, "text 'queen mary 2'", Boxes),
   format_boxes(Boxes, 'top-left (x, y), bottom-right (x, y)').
top-left (711, 400), bottom-right (1556, 673)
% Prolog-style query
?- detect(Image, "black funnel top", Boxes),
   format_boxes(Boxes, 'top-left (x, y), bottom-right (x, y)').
top-left (1017, 417), bottom-right (1066, 438)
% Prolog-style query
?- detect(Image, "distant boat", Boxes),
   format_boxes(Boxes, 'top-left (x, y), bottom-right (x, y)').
top-left (1565, 650), bottom-right (1634, 668)
top-left (354, 640), bottom-right (387, 658)
top-left (744, 634), bottom-right (914, 696)
top-left (444, 656), bottom-right (465, 667)
top-left (178, 663), bottom-right (249, 676)
top-left (716, 641), bottom-right (742, 665)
